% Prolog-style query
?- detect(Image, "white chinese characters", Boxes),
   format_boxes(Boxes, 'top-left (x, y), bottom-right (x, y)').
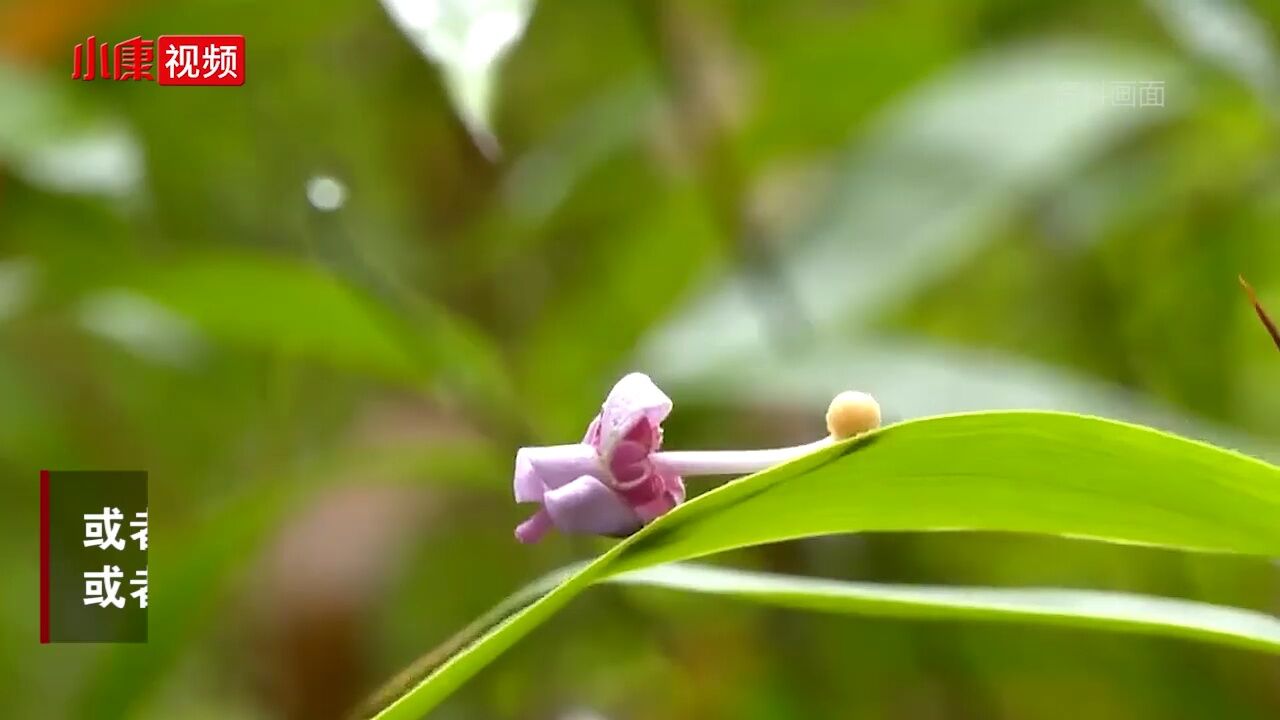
top-left (164, 44), bottom-right (201, 79)
top-left (83, 565), bottom-right (125, 608)
top-left (130, 568), bottom-right (148, 608)
top-left (82, 507), bottom-right (148, 609)
top-left (1055, 80), bottom-right (1166, 109)
top-left (84, 506), bottom-right (147, 550)
top-left (164, 43), bottom-right (239, 80)
top-left (202, 44), bottom-right (238, 79)
top-left (83, 507), bottom-right (125, 550)
top-left (83, 566), bottom-right (147, 609)
top-left (130, 509), bottom-right (148, 550)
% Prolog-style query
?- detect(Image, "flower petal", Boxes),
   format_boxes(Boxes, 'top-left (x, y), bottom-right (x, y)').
top-left (542, 475), bottom-right (642, 536)
top-left (662, 470), bottom-right (686, 505)
top-left (632, 470), bottom-right (685, 523)
top-left (513, 444), bottom-right (602, 503)
top-left (514, 508), bottom-right (554, 544)
top-left (608, 434), bottom-right (653, 486)
top-left (591, 372), bottom-right (672, 455)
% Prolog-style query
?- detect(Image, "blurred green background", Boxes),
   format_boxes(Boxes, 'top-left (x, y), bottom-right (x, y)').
top-left (4, 0), bottom-right (1280, 718)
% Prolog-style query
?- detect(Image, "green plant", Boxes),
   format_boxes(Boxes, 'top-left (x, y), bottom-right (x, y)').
top-left (365, 410), bottom-right (1280, 718)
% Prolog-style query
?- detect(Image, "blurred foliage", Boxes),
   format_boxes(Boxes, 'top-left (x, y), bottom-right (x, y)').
top-left (2, 0), bottom-right (1280, 719)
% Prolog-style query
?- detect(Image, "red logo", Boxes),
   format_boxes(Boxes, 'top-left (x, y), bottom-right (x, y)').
top-left (71, 35), bottom-right (244, 86)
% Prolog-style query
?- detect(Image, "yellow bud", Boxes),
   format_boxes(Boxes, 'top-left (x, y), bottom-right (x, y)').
top-left (825, 391), bottom-right (881, 440)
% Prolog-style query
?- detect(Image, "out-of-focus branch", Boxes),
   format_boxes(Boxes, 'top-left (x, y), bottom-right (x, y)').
top-left (628, 0), bottom-right (813, 350)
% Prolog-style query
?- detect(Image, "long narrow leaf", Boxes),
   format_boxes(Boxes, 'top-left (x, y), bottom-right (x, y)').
top-left (612, 564), bottom-right (1280, 656)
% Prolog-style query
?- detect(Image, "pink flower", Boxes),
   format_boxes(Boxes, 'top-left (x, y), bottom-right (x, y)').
top-left (513, 375), bottom-right (883, 544)
top-left (514, 373), bottom-right (683, 543)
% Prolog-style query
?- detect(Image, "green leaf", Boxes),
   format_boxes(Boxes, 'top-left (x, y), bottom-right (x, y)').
top-left (366, 411), bottom-right (1280, 719)
top-left (1147, 0), bottom-right (1280, 112)
top-left (114, 253), bottom-right (504, 391)
top-left (641, 42), bottom-right (1183, 379)
top-left (133, 254), bottom-right (421, 378)
top-left (500, 78), bottom-right (658, 222)
top-left (610, 563), bottom-right (1280, 656)
top-left (0, 62), bottom-right (143, 197)
top-left (380, 0), bottom-right (536, 158)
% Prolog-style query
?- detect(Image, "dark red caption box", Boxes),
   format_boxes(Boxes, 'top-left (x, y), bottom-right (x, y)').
top-left (156, 35), bottom-right (245, 86)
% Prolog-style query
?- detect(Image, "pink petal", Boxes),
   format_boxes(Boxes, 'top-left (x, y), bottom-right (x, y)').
top-left (584, 416), bottom-right (602, 445)
top-left (513, 444), bottom-right (602, 503)
top-left (615, 469), bottom-right (664, 506)
top-left (514, 508), bottom-right (554, 544)
top-left (543, 475), bottom-right (643, 537)
top-left (591, 373), bottom-right (671, 457)
top-left (608, 435), bottom-right (652, 486)
top-left (663, 470), bottom-right (686, 505)
top-left (632, 470), bottom-right (685, 523)
top-left (622, 415), bottom-right (661, 447)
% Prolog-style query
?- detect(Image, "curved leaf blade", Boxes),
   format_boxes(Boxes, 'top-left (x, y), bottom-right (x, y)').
top-left (369, 411), bottom-right (1280, 719)
top-left (611, 412), bottom-right (1280, 574)
top-left (612, 564), bottom-right (1280, 656)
